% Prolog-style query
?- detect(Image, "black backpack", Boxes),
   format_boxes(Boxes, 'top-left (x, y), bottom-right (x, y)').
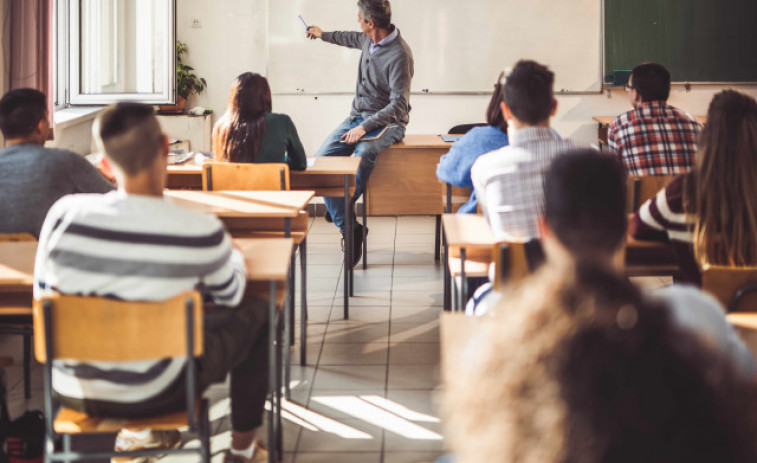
top-left (0, 370), bottom-right (45, 463)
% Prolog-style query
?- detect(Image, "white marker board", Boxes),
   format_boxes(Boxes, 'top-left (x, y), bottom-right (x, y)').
top-left (268, 0), bottom-right (602, 94)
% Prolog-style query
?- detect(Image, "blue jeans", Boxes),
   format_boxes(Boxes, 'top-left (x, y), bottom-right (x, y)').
top-left (315, 116), bottom-right (406, 233)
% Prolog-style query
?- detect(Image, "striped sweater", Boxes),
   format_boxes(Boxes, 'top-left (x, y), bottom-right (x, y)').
top-left (631, 174), bottom-right (701, 285)
top-left (33, 191), bottom-right (246, 404)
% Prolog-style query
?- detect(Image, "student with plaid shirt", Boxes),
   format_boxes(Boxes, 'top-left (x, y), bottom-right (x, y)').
top-left (608, 63), bottom-right (701, 176)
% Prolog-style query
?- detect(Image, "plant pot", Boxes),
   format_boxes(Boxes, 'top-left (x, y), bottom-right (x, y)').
top-left (158, 95), bottom-right (186, 114)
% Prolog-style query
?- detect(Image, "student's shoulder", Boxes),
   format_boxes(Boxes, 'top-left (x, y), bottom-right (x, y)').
top-left (267, 112), bottom-right (293, 124)
top-left (667, 105), bottom-right (701, 125)
top-left (608, 110), bottom-right (635, 130)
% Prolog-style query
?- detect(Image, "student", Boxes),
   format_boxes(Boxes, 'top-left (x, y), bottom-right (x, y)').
top-left (306, 0), bottom-right (413, 266)
top-left (632, 90), bottom-right (757, 286)
top-left (436, 72), bottom-right (509, 214)
top-left (212, 72), bottom-right (307, 171)
top-left (35, 103), bottom-right (269, 463)
top-left (0, 88), bottom-right (113, 238)
top-left (608, 63), bottom-right (701, 176)
top-left (443, 261), bottom-right (757, 463)
top-left (470, 60), bottom-right (575, 241)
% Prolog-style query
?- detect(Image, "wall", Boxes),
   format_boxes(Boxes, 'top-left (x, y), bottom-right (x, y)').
top-left (179, 3), bottom-right (757, 156)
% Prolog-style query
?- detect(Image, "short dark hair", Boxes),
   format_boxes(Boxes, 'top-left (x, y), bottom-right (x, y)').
top-left (502, 60), bottom-right (555, 125)
top-left (0, 88), bottom-right (47, 139)
top-left (94, 102), bottom-right (163, 176)
top-left (357, 0), bottom-right (392, 29)
top-left (544, 149), bottom-right (627, 260)
top-left (631, 63), bottom-right (671, 102)
top-left (486, 72), bottom-right (507, 133)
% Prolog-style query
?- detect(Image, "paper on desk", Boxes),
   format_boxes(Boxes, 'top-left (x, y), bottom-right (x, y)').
top-left (307, 157), bottom-right (315, 167)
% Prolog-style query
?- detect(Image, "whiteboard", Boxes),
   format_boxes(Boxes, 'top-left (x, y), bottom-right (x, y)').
top-left (268, 0), bottom-right (602, 94)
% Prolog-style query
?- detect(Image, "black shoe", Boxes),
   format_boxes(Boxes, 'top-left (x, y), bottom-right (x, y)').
top-left (342, 223), bottom-right (368, 268)
top-left (324, 210), bottom-right (332, 223)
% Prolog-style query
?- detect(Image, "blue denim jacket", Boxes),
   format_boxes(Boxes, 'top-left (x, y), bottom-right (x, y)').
top-left (436, 126), bottom-right (509, 213)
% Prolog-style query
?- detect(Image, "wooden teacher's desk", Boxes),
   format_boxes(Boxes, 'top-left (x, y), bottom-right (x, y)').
top-left (593, 115), bottom-right (707, 148)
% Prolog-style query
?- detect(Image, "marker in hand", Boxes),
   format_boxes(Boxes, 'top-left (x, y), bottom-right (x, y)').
top-left (298, 15), bottom-right (309, 30)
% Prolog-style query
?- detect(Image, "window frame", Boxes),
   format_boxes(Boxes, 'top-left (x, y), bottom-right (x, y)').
top-left (62, 0), bottom-right (176, 107)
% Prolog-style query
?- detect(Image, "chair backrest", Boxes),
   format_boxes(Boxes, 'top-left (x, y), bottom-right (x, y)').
top-left (701, 265), bottom-right (757, 312)
top-left (202, 162), bottom-right (290, 191)
top-left (626, 175), bottom-right (676, 213)
top-left (448, 123), bottom-right (487, 135)
top-left (33, 291), bottom-right (203, 362)
top-left (0, 233), bottom-right (37, 242)
top-left (492, 239), bottom-right (544, 290)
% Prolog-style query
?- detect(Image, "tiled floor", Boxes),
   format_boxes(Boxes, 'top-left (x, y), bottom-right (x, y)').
top-left (1, 216), bottom-right (448, 463)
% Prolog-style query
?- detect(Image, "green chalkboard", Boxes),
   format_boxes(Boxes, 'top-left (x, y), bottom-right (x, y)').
top-left (605, 0), bottom-right (757, 83)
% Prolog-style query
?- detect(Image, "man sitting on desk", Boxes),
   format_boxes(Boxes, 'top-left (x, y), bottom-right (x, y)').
top-left (608, 63), bottom-right (701, 176)
top-left (35, 103), bottom-right (270, 463)
top-left (306, 0), bottom-right (413, 266)
top-left (471, 60), bottom-right (575, 242)
top-left (0, 88), bottom-right (113, 238)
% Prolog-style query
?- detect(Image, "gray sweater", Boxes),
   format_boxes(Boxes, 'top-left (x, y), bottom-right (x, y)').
top-left (322, 27), bottom-right (413, 132)
top-left (0, 144), bottom-right (114, 238)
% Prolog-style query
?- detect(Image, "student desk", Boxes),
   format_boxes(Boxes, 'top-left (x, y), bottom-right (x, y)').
top-left (592, 115), bottom-right (707, 149)
top-left (167, 158), bottom-right (360, 318)
top-left (0, 238), bottom-right (293, 460)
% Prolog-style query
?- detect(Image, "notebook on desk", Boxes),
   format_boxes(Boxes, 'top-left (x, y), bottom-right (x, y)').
top-left (441, 134), bottom-right (463, 143)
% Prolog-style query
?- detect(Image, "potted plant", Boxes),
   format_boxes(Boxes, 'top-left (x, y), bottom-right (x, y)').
top-left (159, 41), bottom-right (207, 114)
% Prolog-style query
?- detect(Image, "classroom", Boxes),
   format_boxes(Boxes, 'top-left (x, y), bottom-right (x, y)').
top-left (2, 0), bottom-right (757, 462)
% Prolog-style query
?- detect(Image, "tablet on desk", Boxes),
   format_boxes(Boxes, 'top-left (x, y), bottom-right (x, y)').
top-left (441, 134), bottom-right (463, 143)
top-left (339, 126), bottom-right (389, 143)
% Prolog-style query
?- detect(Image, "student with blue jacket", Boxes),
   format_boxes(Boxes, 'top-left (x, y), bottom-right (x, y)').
top-left (436, 72), bottom-right (509, 213)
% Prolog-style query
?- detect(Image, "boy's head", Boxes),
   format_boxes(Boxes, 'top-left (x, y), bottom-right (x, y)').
top-left (0, 88), bottom-right (49, 144)
top-left (93, 102), bottom-right (167, 179)
top-left (501, 60), bottom-right (556, 126)
top-left (543, 149), bottom-right (627, 264)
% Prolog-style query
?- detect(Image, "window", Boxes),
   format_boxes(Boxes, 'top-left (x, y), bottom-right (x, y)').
top-left (55, 0), bottom-right (176, 107)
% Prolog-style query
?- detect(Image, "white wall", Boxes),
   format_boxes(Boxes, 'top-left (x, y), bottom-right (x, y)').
top-left (178, 3), bottom-right (757, 156)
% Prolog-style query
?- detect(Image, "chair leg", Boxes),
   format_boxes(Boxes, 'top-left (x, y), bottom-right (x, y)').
top-left (200, 399), bottom-right (211, 463)
top-left (23, 332), bottom-right (31, 399)
top-left (434, 215), bottom-right (441, 261)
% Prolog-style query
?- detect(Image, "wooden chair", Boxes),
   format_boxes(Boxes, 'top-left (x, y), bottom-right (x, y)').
top-left (33, 291), bottom-right (212, 463)
top-left (0, 233), bottom-right (36, 399)
top-left (701, 265), bottom-right (757, 311)
top-left (492, 239), bottom-right (544, 290)
top-left (202, 162), bottom-right (290, 191)
top-left (626, 175), bottom-right (676, 213)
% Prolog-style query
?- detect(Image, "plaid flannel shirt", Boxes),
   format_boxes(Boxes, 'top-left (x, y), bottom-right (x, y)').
top-left (608, 101), bottom-right (701, 176)
top-left (471, 127), bottom-right (576, 241)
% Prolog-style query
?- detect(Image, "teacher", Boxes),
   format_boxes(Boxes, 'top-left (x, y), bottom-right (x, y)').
top-left (306, 0), bottom-right (414, 267)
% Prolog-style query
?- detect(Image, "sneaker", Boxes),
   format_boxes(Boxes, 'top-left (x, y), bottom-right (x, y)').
top-left (112, 429), bottom-right (181, 463)
top-left (222, 440), bottom-right (269, 463)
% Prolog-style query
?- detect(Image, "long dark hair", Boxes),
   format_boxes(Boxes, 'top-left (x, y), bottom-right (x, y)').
top-left (486, 72), bottom-right (508, 133)
top-left (212, 72), bottom-right (272, 163)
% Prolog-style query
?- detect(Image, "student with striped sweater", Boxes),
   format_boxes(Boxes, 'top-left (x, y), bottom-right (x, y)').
top-left (632, 90), bottom-right (757, 286)
top-left (34, 103), bottom-right (269, 463)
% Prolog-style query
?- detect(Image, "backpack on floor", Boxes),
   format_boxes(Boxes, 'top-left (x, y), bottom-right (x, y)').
top-left (0, 370), bottom-right (45, 463)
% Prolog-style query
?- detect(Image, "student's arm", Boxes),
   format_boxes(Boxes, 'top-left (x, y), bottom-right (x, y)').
top-left (66, 151), bottom-right (115, 193)
top-left (607, 121), bottom-right (623, 158)
top-left (202, 229), bottom-right (247, 308)
top-left (318, 30), bottom-right (365, 50)
top-left (436, 132), bottom-right (486, 188)
top-left (630, 180), bottom-right (680, 242)
top-left (284, 115), bottom-right (307, 171)
top-left (360, 56), bottom-right (412, 133)
top-left (470, 157), bottom-right (489, 217)
top-left (33, 196), bottom-right (70, 299)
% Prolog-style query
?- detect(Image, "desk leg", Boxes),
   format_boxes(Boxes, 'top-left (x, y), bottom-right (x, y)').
top-left (300, 239), bottom-right (308, 366)
top-left (460, 248), bottom-right (467, 312)
top-left (362, 188), bottom-right (368, 270)
top-left (344, 174), bottom-right (350, 319)
top-left (267, 281), bottom-right (278, 463)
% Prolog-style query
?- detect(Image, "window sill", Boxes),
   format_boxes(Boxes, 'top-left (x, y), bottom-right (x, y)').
top-left (53, 106), bottom-right (102, 130)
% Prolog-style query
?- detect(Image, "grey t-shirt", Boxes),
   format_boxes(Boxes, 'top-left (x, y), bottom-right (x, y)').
top-left (0, 144), bottom-right (114, 238)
